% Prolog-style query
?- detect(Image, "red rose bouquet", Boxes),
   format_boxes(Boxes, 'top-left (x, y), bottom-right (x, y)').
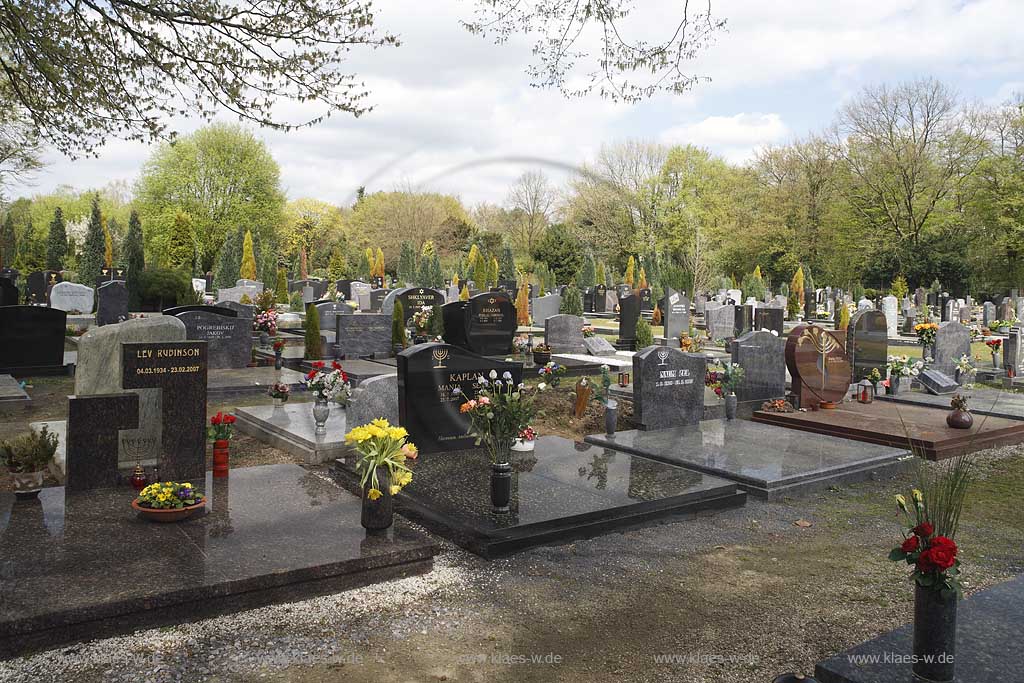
top-left (208, 411), bottom-right (237, 441)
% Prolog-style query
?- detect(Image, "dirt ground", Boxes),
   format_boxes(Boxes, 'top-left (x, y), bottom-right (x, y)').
top-left (1, 376), bottom-right (1023, 683)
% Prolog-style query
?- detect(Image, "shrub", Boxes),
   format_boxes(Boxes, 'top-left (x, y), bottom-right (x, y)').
top-left (138, 268), bottom-right (192, 308)
top-left (635, 317), bottom-right (654, 349)
top-left (2, 426), bottom-right (59, 473)
top-left (560, 285), bottom-right (583, 316)
top-left (304, 303), bottom-right (322, 360)
top-left (392, 300), bottom-right (407, 350)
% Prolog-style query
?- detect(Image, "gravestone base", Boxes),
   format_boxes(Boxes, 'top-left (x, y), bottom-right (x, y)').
top-left (331, 435), bottom-right (745, 558)
top-left (234, 402), bottom-right (348, 464)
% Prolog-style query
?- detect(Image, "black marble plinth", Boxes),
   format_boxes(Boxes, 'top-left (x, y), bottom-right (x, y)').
top-left (815, 574), bottom-right (1024, 683)
top-left (586, 421), bottom-right (909, 499)
top-left (65, 393), bottom-right (140, 491)
top-left (0, 464), bottom-right (437, 659)
top-left (332, 435), bottom-right (745, 558)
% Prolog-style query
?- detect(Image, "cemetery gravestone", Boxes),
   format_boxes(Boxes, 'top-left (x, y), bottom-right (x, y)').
top-left (919, 368), bottom-right (959, 395)
top-left (0, 305), bottom-right (67, 372)
top-left (727, 288), bottom-right (743, 305)
top-left (397, 343), bottom-right (522, 452)
top-left (218, 300), bottom-right (254, 319)
top-left (605, 291), bottom-right (618, 312)
top-left (347, 373), bottom-right (399, 428)
top-left (695, 295), bottom-right (707, 316)
top-left (1003, 327), bottom-right (1022, 373)
top-left (382, 287), bottom-right (445, 323)
top-left (26, 271), bottom-right (61, 304)
top-left (932, 322), bottom-right (971, 377)
top-left (235, 279), bottom-right (264, 293)
top-left (96, 281), bottom-right (129, 326)
top-left (616, 284), bottom-right (633, 300)
top-left (706, 303), bottom-right (736, 342)
top-left (583, 287), bottom-right (595, 313)
top-left (663, 290), bottom-right (691, 341)
top-left (959, 305), bottom-right (972, 324)
top-left (754, 307), bottom-right (784, 336)
top-left (192, 278), bottom-right (207, 294)
top-left (0, 278), bottom-right (17, 306)
top-left (0, 267), bottom-right (18, 284)
top-left (174, 308), bottom-right (252, 368)
top-left (593, 285), bottom-right (607, 313)
top-left (617, 294), bottom-right (640, 350)
top-left (314, 301), bottom-right (351, 340)
top-left (350, 281), bottom-right (372, 304)
top-left (638, 288), bottom-right (653, 311)
top-left (531, 294), bottom-right (561, 324)
top-left (882, 295), bottom-right (899, 338)
top-left (731, 330), bottom-right (786, 402)
top-left (847, 310), bottom-right (888, 382)
top-left (984, 301), bottom-right (996, 328)
top-left (584, 336), bottom-right (618, 356)
top-left (336, 314), bottom-right (392, 359)
top-left (734, 305), bottom-right (754, 337)
top-left (65, 394), bottom-right (139, 491)
top-left (786, 324), bottom-right (852, 409)
top-left (302, 286), bottom-right (316, 305)
top-left (545, 314), bottom-right (586, 354)
top-left (458, 292), bottom-right (517, 356)
top-left (632, 347), bottom-right (705, 430)
top-left (216, 285), bottom-right (258, 303)
top-left (857, 298), bottom-right (873, 312)
top-left (369, 289), bottom-right (387, 312)
top-left (49, 281), bottom-right (94, 313)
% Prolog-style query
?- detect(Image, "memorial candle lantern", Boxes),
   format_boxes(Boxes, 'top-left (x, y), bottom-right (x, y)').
top-left (857, 379), bottom-right (874, 404)
top-left (618, 372), bottom-right (630, 387)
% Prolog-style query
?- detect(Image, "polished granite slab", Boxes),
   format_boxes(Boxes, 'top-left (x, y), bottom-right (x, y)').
top-left (365, 354), bottom-right (610, 377)
top-left (878, 386), bottom-right (1024, 421)
top-left (298, 359), bottom-right (395, 384)
top-left (752, 401), bottom-right (1024, 461)
top-left (332, 435), bottom-right (745, 558)
top-left (234, 402), bottom-right (347, 464)
top-left (585, 420), bottom-right (910, 499)
top-left (815, 574), bottom-right (1024, 682)
top-left (0, 374), bottom-right (29, 406)
top-left (206, 366), bottom-right (307, 398)
top-left (0, 464), bottom-right (437, 659)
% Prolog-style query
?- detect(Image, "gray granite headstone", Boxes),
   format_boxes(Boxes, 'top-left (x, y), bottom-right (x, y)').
top-left (174, 309), bottom-right (252, 368)
top-left (584, 336), bottom-right (618, 356)
top-left (932, 321), bottom-right (971, 377)
top-left (532, 294), bottom-right (561, 324)
top-left (695, 295), bottom-right (707, 315)
top-left (882, 295), bottom-right (899, 338)
top-left (705, 303), bottom-right (736, 342)
top-left (663, 289), bottom-right (690, 341)
top-left (632, 347), bottom-right (705, 429)
top-left (730, 330), bottom-right (786, 402)
top-left (545, 314), bottom-right (586, 353)
top-left (336, 314), bottom-right (392, 359)
top-left (983, 301), bottom-right (996, 328)
top-left (218, 300), bottom-right (255, 319)
top-left (235, 278), bottom-right (264, 293)
top-left (1003, 327), bottom-right (1022, 373)
top-left (216, 285), bottom-right (258, 303)
top-left (49, 281), bottom-right (94, 313)
top-left (315, 301), bottom-right (351, 338)
top-left (346, 373), bottom-right (399, 428)
top-left (605, 291), bottom-right (618, 312)
top-left (96, 280), bottom-right (129, 326)
top-left (919, 368), bottom-right (959, 395)
top-left (959, 305), bottom-right (972, 324)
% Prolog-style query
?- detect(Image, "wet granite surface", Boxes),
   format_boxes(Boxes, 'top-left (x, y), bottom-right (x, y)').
top-left (333, 435), bottom-right (745, 557)
top-left (815, 574), bottom-right (1024, 683)
top-left (234, 402), bottom-right (348, 464)
top-left (0, 464), bottom-right (437, 658)
top-left (206, 367), bottom-right (308, 397)
top-left (586, 420), bottom-right (908, 499)
top-left (878, 387), bottom-right (1024, 420)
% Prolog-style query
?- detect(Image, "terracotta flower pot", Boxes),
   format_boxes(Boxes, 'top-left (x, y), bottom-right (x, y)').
top-left (132, 497), bottom-right (206, 522)
top-left (212, 439), bottom-right (230, 478)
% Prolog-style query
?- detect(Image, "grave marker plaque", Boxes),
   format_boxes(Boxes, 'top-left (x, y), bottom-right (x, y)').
top-left (786, 324), bottom-right (852, 409)
top-left (335, 313), bottom-right (392, 359)
top-left (932, 321), bottom-right (971, 377)
top-left (174, 309), bottom-right (251, 368)
top-left (847, 309), bottom-right (888, 382)
top-left (545, 314), bottom-right (586, 353)
top-left (632, 347), bottom-right (705, 429)
top-left (96, 280), bottom-right (129, 326)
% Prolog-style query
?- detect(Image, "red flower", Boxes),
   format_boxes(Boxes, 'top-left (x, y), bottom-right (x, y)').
top-left (225, 414), bottom-right (237, 424)
top-left (305, 371), bottom-right (316, 381)
top-left (918, 536), bottom-right (958, 573)
top-left (900, 536), bottom-right (919, 553)
top-left (312, 361), bottom-right (325, 369)
top-left (341, 371), bottom-right (349, 383)
top-left (913, 522), bottom-right (934, 539)
top-left (211, 412), bottom-right (223, 425)
top-left (331, 361), bottom-right (342, 370)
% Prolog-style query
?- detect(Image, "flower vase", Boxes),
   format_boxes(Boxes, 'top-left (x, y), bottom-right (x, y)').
top-left (511, 438), bottom-right (535, 452)
top-left (724, 392), bottom-right (738, 420)
top-left (274, 350), bottom-right (283, 370)
top-left (260, 331), bottom-right (270, 347)
top-left (490, 461), bottom-right (513, 513)
top-left (946, 409), bottom-right (973, 430)
top-left (604, 399), bottom-right (618, 436)
top-left (312, 399), bottom-right (330, 435)
top-left (361, 466), bottom-right (393, 532)
top-left (912, 584), bottom-right (957, 682)
top-left (273, 397), bottom-right (284, 409)
top-left (212, 439), bottom-right (230, 478)
top-left (992, 352), bottom-right (999, 369)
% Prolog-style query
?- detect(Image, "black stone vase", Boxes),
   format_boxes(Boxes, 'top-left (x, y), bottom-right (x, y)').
top-left (490, 461), bottom-right (512, 513)
top-left (361, 466), bottom-right (394, 533)
top-left (724, 393), bottom-right (738, 420)
top-left (913, 584), bottom-right (957, 682)
top-left (604, 399), bottom-right (618, 436)
top-left (274, 349), bottom-right (283, 370)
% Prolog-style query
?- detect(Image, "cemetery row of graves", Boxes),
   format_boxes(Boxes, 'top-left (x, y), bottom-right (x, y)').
top-left (1, 263), bottom-right (1023, 682)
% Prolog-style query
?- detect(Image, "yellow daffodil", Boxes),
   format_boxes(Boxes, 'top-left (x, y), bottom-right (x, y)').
top-left (912, 489), bottom-right (923, 503)
top-left (390, 485), bottom-right (401, 495)
top-left (366, 488), bottom-right (382, 501)
top-left (895, 494), bottom-right (908, 512)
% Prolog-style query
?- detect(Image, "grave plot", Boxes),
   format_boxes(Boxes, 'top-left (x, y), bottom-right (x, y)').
top-left (586, 420), bottom-right (908, 499)
top-left (234, 401), bottom-right (349, 465)
top-left (877, 386), bottom-right (1024, 421)
top-left (331, 435), bottom-right (744, 559)
top-left (0, 465), bottom-right (437, 659)
top-left (0, 374), bottom-right (30, 409)
top-left (751, 400), bottom-right (1024, 460)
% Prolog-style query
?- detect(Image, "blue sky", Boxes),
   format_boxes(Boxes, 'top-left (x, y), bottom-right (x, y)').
top-left (18, 0), bottom-right (1024, 206)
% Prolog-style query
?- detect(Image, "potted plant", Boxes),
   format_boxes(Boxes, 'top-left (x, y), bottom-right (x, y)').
top-left (915, 322), bottom-right (939, 359)
top-left (888, 454), bottom-right (974, 683)
top-left (269, 382), bottom-right (290, 407)
top-left (985, 338), bottom-right (1001, 369)
top-left (208, 411), bottom-right (237, 478)
top-left (457, 370), bottom-right (546, 512)
top-left (946, 394), bottom-right (972, 429)
top-left (536, 360), bottom-right (566, 388)
top-left (532, 342), bottom-right (552, 365)
top-left (886, 355), bottom-right (923, 394)
top-left (272, 338), bottom-right (286, 369)
top-left (512, 426), bottom-right (537, 452)
top-left (953, 355), bottom-right (975, 387)
top-left (133, 481), bottom-right (206, 522)
top-left (253, 308), bottom-right (278, 347)
top-left (512, 334), bottom-right (531, 357)
top-left (1, 427), bottom-right (59, 500)
top-left (304, 361), bottom-right (350, 435)
top-left (344, 419), bottom-right (417, 532)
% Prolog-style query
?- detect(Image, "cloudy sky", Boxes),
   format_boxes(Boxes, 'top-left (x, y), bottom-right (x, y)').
top-left (19, 0), bottom-right (1024, 207)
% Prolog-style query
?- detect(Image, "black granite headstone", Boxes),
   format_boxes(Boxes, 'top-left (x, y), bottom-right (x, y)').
top-left (0, 278), bottom-right (17, 306)
top-left (593, 284), bottom-right (607, 313)
top-left (847, 309), bottom-right (888, 382)
top-left (121, 341), bottom-right (208, 481)
top-left (96, 280), bottom-right (129, 326)
top-left (0, 305), bottom-right (67, 372)
top-left (443, 292), bottom-right (516, 356)
top-left (663, 289), bottom-right (690, 341)
top-left (393, 287), bottom-right (445, 323)
top-left (753, 307), bottom-right (784, 336)
top-left (730, 330), bottom-right (786, 402)
top-left (734, 305), bottom-right (754, 337)
top-left (66, 393), bottom-right (140, 491)
top-left (173, 309), bottom-right (251, 368)
top-left (26, 271), bottom-right (61, 304)
top-left (632, 347), bottom-right (705, 429)
top-left (369, 289), bottom-right (388, 312)
top-left (162, 304), bottom-right (238, 318)
top-left (617, 294), bottom-right (640, 350)
top-left (638, 288), bottom-right (653, 311)
top-left (583, 287), bottom-right (595, 313)
top-left (397, 343), bottom-right (522, 453)
top-left (0, 267), bottom-right (18, 284)
top-left (335, 279), bottom-right (353, 300)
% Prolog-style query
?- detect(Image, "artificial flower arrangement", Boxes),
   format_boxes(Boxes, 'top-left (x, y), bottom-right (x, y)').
top-left (954, 354), bottom-right (975, 377)
top-left (679, 333), bottom-right (703, 353)
top-left (581, 324), bottom-right (595, 338)
top-left (254, 309), bottom-right (278, 335)
top-left (518, 426), bottom-right (537, 443)
top-left (760, 399), bottom-right (796, 413)
top-left (889, 487), bottom-right (965, 599)
top-left (985, 338), bottom-right (1002, 354)
top-left (344, 419), bottom-right (417, 501)
top-left (268, 382), bottom-right (290, 401)
top-left (457, 370), bottom-right (546, 463)
top-left (136, 481), bottom-right (204, 510)
top-left (304, 360), bottom-right (351, 404)
top-left (537, 361), bottom-right (566, 388)
top-left (255, 289), bottom-right (276, 312)
top-left (412, 306), bottom-right (433, 333)
top-left (867, 367), bottom-right (882, 387)
top-left (706, 363), bottom-right (744, 398)
top-left (512, 335), bottom-right (531, 354)
top-left (914, 322), bottom-right (939, 346)
top-left (272, 338), bottom-right (287, 353)
top-left (887, 354), bottom-right (923, 378)
top-left (208, 412), bottom-right (237, 441)
top-left (532, 342), bottom-right (552, 353)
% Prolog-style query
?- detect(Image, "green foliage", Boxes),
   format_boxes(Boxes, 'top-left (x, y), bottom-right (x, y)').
top-left (304, 303), bottom-right (322, 360)
top-left (499, 241), bottom-right (516, 280)
top-left (740, 269), bottom-right (765, 302)
top-left (165, 211), bottom-right (196, 272)
top-left (275, 269), bottom-right (289, 304)
top-left (214, 228), bottom-right (243, 288)
top-left (635, 317), bottom-right (654, 349)
top-left (391, 300), bottom-right (407, 349)
top-left (596, 261), bottom-right (606, 287)
top-left (78, 195), bottom-right (106, 286)
top-left (137, 267), bottom-right (191, 307)
top-left (430, 253), bottom-right (444, 288)
top-left (471, 247), bottom-right (489, 288)
top-left (417, 249), bottom-right (433, 287)
top-left (0, 213), bottom-right (15, 269)
top-left (428, 304), bottom-right (445, 338)
top-left (398, 241), bottom-right (417, 285)
top-left (45, 207), bottom-right (67, 270)
top-left (357, 248), bottom-right (372, 281)
top-left (1, 426), bottom-right (59, 473)
top-left (123, 211), bottom-right (145, 309)
top-left (580, 252), bottom-right (597, 288)
top-left (852, 282), bottom-right (865, 301)
top-left (560, 284), bottom-right (583, 316)
top-left (531, 224), bottom-right (583, 286)
top-left (837, 304), bottom-right (851, 331)
top-left (624, 255), bottom-right (636, 287)
top-left (327, 248), bottom-right (346, 282)
top-left (891, 275), bottom-right (909, 300)
top-left (239, 230), bottom-right (257, 280)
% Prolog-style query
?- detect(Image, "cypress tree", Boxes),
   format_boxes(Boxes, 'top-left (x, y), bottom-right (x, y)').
top-left (123, 210), bottom-right (145, 309)
top-left (398, 241), bottom-right (416, 284)
top-left (167, 211), bottom-right (195, 271)
top-left (103, 220), bottom-right (114, 269)
top-left (489, 256), bottom-right (499, 288)
top-left (431, 253), bottom-right (443, 288)
top-left (580, 252), bottom-right (597, 288)
top-left (472, 253), bottom-right (489, 290)
top-left (299, 246), bottom-right (308, 279)
top-left (0, 213), bottom-right (15, 269)
top-left (596, 261), bottom-right (606, 287)
top-left (239, 230), bottom-right (257, 280)
top-left (214, 228), bottom-right (243, 288)
top-left (499, 242), bottom-right (516, 280)
top-left (391, 300), bottom-right (407, 350)
top-left (304, 303), bottom-right (322, 359)
top-left (459, 284), bottom-right (470, 301)
top-left (624, 256), bottom-right (636, 287)
top-left (417, 249), bottom-right (432, 286)
top-left (275, 268), bottom-right (289, 304)
top-left (374, 247), bottom-right (385, 280)
top-left (561, 285), bottom-right (583, 316)
top-left (45, 207), bottom-right (67, 271)
top-left (78, 195), bottom-right (106, 286)
top-left (328, 248), bottom-right (346, 281)
top-left (515, 281), bottom-right (531, 325)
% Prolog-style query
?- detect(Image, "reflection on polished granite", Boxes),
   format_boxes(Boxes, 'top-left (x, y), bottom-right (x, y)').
top-left (299, 359), bottom-right (395, 384)
top-left (365, 354), bottom-right (608, 376)
top-left (815, 574), bottom-right (1024, 683)
top-left (878, 387), bottom-right (1024, 421)
top-left (206, 366), bottom-right (308, 397)
top-left (0, 464), bottom-right (437, 659)
top-left (234, 402), bottom-right (348, 464)
top-left (586, 420), bottom-right (910, 499)
top-left (333, 435), bottom-right (745, 558)
top-left (0, 374), bottom-right (29, 405)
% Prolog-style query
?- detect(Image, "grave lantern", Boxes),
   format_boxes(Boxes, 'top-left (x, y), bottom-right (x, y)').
top-left (617, 371), bottom-right (630, 387)
top-left (857, 379), bottom-right (874, 404)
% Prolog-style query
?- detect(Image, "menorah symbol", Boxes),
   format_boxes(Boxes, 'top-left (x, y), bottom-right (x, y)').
top-left (432, 348), bottom-right (449, 368)
top-left (799, 326), bottom-right (839, 390)
top-left (657, 350), bottom-right (670, 366)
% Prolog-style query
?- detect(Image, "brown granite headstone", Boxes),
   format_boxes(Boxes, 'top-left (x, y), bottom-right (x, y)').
top-left (786, 324), bottom-right (851, 409)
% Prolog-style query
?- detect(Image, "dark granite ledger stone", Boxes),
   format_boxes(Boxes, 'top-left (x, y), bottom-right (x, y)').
top-left (730, 330), bottom-right (786, 402)
top-left (121, 341), bottom-right (208, 481)
top-left (733, 305), bottom-right (754, 337)
top-left (65, 393), bottom-right (140, 491)
top-left (919, 368), bottom-right (959, 395)
top-left (397, 343), bottom-right (522, 453)
top-left (335, 313), bottom-right (391, 359)
top-left (632, 347), bottom-right (705, 429)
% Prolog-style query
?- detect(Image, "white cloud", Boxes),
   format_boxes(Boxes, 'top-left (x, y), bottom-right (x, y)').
top-left (660, 113), bottom-right (789, 162)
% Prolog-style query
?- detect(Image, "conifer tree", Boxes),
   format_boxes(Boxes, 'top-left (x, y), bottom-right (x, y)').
top-left (299, 246), bottom-right (308, 279)
top-left (515, 281), bottom-right (531, 325)
top-left (460, 284), bottom-right (470, 301)
top-left (167, 211), bottom-right (195, 271)
top-left (596, 261), bottom-right (606, 287)
top-left (304, 303), bottom-right (322, 359)
top-left (239, 230), bottom-right (257, 279)
top-left (391, 300), bottom-right (407, 350)
top-left (0, 213), bottom-right (15, 269)
top-left (45, 207), bottom-right (67, 271)
top-left (624, 256), bottom-right (635, 287)
top-left (561, 284), bottom-right (583, 316)
top-left (214, 228), bottom-right (242, 287)
top-left (580, 252), bottom-right (597, 288)
top-left (103, 221), bottom-right (114, 269)
top-left (78, 195), bottom-right (106, 285)
top-left (499, 241), bottom-right (516, 280)
top-left (276, 268), bottom-right (289, 304)
top-left (123, 210), bottom-right (146, 309)
top-left (374, 247), bottom-right (385, 280)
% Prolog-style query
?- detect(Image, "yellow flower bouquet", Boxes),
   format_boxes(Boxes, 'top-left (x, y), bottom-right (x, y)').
top-left (344, 419), bottom-right (417, 503)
